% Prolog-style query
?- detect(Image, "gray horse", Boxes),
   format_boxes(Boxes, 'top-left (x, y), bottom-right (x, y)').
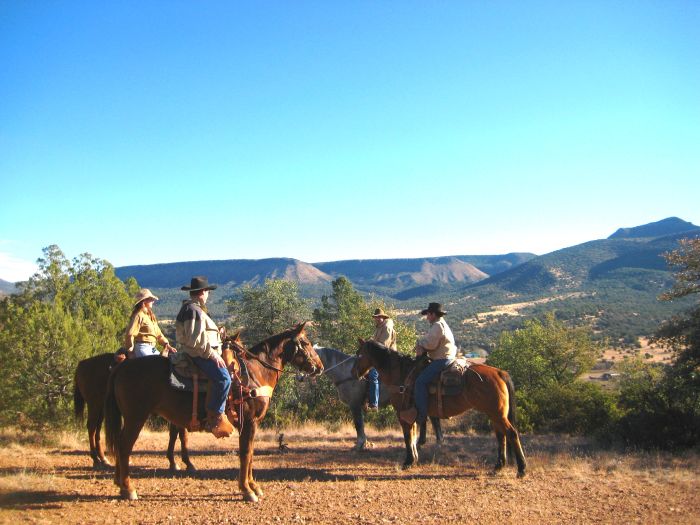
top-left (313, 346), bottom-right (443, 450)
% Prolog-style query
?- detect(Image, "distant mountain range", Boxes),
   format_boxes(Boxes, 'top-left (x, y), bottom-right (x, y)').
top-left (0, 279), bottom-right (16, 296)
top-left (5, 217), bottom-right (700, 345)
top-left (114, 253), bottom-right (535, 293)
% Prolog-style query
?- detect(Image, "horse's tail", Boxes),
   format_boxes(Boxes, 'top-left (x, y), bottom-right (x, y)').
top-left (104, 367), bottom-right (122, 459)
top-left (73, 367), bottom-right (85, 421)
top-left (499, 369), bottom-right (518, 465)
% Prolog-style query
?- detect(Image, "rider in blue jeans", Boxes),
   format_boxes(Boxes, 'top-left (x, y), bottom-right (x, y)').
top-left (368, 308), bottom-right (397, 409)
top-left (175, 276), bottom-right (233, 438)
top-left (412, 303), bottom-right (457, 426)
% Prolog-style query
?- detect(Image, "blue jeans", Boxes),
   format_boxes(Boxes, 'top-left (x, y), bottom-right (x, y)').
top-left (192, 356), bottom-right (232, 415)
top-left (367, 368), bottom-right (379, 407)
top-left (131, 342), bottom-right (159, 358)
top-left (415, 359), bottom-right (452, 423)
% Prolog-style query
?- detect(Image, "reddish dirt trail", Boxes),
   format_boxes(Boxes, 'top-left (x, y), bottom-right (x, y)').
top-left (0, 427), bottom-right (698, 524)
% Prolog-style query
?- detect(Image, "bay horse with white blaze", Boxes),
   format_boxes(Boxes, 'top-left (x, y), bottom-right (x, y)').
top-left (105, 323), bottom-right (323, 502)
top-left (351, 339), bottom-right (526, 476)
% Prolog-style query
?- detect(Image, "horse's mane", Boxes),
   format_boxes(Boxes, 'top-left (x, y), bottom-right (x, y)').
top-left (364, 340), bottom-right (414, 372)
top-left (248, 326), bottom-right (301, 355)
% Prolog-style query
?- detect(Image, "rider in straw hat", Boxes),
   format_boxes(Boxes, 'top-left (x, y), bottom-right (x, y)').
top-left (175, 276), bottom-right (233, 438)
top-left (367, 307), bottom-right (398, 410)
top-left (123, 288), bottom-right (175, 359)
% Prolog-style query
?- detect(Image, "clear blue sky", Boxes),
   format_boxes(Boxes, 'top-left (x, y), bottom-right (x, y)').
top-left (1, 1), bottom-right (699, 282)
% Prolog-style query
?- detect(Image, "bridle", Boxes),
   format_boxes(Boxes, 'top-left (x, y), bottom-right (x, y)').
top-left (223, 335), bottom-right (320, 376)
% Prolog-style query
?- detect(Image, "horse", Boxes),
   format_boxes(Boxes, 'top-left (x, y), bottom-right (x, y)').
top-left (105, 322), bottom-right (323, 502)
top-left (311, 346), bottom-right (443, 450)
top-left (73, 353), bottom-right (194, 471)
top-left (351, 339), bottom-right (526, 477)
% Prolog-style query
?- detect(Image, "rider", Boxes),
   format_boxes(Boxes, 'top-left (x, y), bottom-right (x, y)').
top-left (175, 276), bottom-right (233, 439)
top-left (367, 307), bottom-right (397, 410)
top-left (123, 288), bottom-right (175, 359)
top-left (411, 302), bottom-right (456, 426)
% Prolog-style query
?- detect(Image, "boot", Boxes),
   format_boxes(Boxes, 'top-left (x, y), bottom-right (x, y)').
top-left (206, 410), bottom-right (234, 439)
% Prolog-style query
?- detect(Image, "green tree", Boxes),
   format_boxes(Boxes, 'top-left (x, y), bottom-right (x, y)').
top-left (312, 276), bottom-right (417, 354)
top-left (0, 245), bottom-right (135, 425)
top-left (615, 238), bottom-right (700, 448)
top-left (487, 312), bottom-right (605, 432)
top-left (226, 279), bottom-right (311, 345)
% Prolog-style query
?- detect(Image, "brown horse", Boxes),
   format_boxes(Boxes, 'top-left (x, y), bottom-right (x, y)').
top-left (74, 353), bottom-right (194, 471)
top-left (105, 323), bottom-right (323, 501)
top-left (351, 339), bottom-right (526, 477)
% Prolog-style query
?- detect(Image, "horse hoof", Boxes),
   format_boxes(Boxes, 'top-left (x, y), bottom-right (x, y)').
top-left (185, 464), bottom-right (197, 473)
top-left (253, 487), bottom-right (264, 498)
top-left (169, 464), bottom-right (181, 472)
top-left (120, 488), bottom-right (138, 500)
top-left (243, 492), bottom-right (259, 503)
top-left (517, 470), bottom-right (526, 478)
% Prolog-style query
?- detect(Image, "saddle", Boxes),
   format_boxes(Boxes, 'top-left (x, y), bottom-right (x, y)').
top-left (168, 349), bottom-right (273, 434)
top-left (399, 357), bottom-right (472, 424)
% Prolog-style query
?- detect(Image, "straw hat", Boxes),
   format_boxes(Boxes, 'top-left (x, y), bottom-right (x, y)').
top-left (372, 308), bottom-right (390, 319)
top-left (133, 288), bottom-right (159, 307)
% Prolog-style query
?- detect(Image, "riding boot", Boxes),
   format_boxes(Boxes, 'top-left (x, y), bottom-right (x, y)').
top-left (205, 410), bottom-right (234, 438)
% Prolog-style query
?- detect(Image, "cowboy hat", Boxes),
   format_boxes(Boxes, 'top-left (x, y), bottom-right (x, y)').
top-left (181, 276), bottom-right (218, 292)
top-left (133, 288), bottom-right (159, 307)
top-left (372, 308), bottom-right (390, 319)
top-left (420, 302), bottom-right (446, 316)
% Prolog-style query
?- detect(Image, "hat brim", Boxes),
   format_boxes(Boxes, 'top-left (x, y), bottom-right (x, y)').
top-left (181, 285), bottom-right (217, 292)
top-left (372, 314), bottom-right (389, 318)
top-left (421, 309), bottom-right (446, 316)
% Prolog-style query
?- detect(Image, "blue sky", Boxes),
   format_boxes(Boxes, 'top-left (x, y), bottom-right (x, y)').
top-left (1, 1), bottom-right (699, 282)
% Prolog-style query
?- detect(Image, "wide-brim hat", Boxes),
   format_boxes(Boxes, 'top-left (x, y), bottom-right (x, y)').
top-left (420, 302), bottom-right (446, 316)
top-left (372, 308), bottom-right (390, 319)
top-left (181, 276), bottom-right (218, 292)
top-left (134, 288), bottom-right (158, 307)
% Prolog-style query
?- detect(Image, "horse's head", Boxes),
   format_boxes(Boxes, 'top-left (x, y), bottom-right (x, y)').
top-left (222, 330), bottom-right (246, 353)
top-left (351, 338), bottom-right (373, 379)
top-left (282, 322), bottom-right (324, 377)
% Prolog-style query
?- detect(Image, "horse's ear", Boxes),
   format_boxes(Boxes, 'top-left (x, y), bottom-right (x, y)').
top-left (294, 321), bottom-right (308, 334)
top-left (231, 330), bottom-right (242, 341)
top-left (357, 337), bottom-right (365, 347)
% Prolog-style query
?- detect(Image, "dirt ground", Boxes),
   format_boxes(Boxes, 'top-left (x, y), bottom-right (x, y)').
top-left (1, 425), bottom-right (698, 524)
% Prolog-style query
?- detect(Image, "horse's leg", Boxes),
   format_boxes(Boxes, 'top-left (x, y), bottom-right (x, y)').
top-left (86, 405), bottom-right (106, 468)
top-left (93, 411), bottom-right (113, 467)
top-left (400, 419), bottom-right (419, 469)
top-left (238, 420), bottom-right (259, 502)
top-left (167, 423), bottom-right (179, 471)
top-left (492, 428), bottom-right (507, 472)
top-left (431, 416), bottom-right (444, 445)
top-left (117, 415), bottom-right (147, 500)
top-left (350, 404), bottom-right (367, 451)
top-left (417, 419), bottom-right (427, 448)
top-left (179, 427), bottom-right (196, 472)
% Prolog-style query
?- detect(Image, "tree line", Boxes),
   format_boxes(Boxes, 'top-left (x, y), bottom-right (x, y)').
top-left (0, 242), bottom-right (697, 449)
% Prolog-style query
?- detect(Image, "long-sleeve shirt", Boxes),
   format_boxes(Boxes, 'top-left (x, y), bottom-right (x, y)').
top-left (123, 310), bottom-right (168, 350)
top-left (175, 300), bottom-right (222, 359)
top-left (372, 318), bottom-right (397, 350)
top-left (416, 317), bottom-right (457, 360)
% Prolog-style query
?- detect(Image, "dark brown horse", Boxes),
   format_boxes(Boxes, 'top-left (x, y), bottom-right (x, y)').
top-left (105, 323), bottom-right (323, 501)
top-left (351, 339), bottom-right (526, 476)
top-left (74, 353), bottom-right (194, 471)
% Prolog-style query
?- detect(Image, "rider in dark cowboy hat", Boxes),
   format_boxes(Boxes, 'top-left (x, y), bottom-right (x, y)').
top-left (403, 302), bottom-right (457, 426)
top-left (175, 276), bottom-right (233, 438)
